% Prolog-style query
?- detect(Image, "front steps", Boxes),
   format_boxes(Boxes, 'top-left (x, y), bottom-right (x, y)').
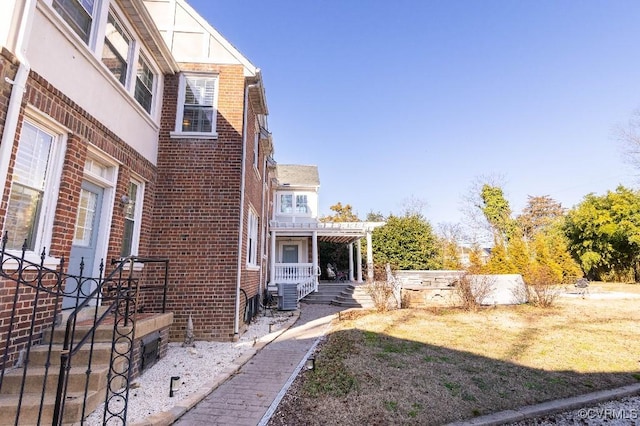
top-left (302, 282), bottom-right (375, 308)
top-left (1, 319), bottom-right (128, 425)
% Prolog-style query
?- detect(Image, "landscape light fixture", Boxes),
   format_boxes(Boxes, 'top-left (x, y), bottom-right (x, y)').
top-left (169, 376), bottom-right (181, 397)
top-left (305, 356), bottom-right (315, 371)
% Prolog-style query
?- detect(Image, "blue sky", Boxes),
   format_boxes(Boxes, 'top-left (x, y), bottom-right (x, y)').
top-left (188, 0), bottom-right (639, 226)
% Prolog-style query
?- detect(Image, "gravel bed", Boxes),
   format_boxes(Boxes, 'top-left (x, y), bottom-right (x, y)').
top-left (84, 311), bottom-right (294, 425)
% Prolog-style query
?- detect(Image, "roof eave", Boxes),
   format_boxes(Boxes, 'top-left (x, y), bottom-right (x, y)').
top-left (120, 0), bottom-right (180, 74)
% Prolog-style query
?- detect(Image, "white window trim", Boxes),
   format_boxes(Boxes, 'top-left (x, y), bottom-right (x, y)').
top-left (277, 191), bottom-right (312, 217)
top-left (121, 177), bottom-right (144, 257)
top-left (82, 146), bottom-right (119, 276)
top-left (246, 208), bottom-right (259, 269)
top-left (39, 1), bottom-right (161, 122)
top-left (171, 73), bottom-right (219, 139)
top-left (2, 109), bottom-right (68, 267)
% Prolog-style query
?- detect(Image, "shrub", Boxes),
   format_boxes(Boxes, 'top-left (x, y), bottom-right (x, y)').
top-left (364, 280), bottom-right (396, 311)
top-left (453, 273), bottom-right (495, 311)
top-left (524, 265), bottom-right (561, 307)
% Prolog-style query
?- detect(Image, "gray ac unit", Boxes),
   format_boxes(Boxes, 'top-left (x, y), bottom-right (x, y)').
top-left (277, 283), bottom-right (298, 311)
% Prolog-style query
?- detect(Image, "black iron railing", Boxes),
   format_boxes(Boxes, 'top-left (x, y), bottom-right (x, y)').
top-left (0, 233), bottom-right (169, 425)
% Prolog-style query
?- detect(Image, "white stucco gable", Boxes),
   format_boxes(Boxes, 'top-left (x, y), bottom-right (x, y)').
top-left (143, 0), bottom-right (258, 76)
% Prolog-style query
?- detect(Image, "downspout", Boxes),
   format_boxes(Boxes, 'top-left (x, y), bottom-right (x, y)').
top-left (234, 81), bottom-right (259, 337)
top-left (0, 0), bottom-right (36, 202)
top-left (258, 155), bottom-right (267, 297)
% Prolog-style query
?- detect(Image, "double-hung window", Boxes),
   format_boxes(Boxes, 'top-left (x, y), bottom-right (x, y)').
top-left (102, 12), bottom-right (130, 85)
top-left (52, 0), bottom-right (97, 44)
top-left (134, 55), bottom-right (155, 113)
top-left (4, 120), bottom-right (64, 252)
top-left (120, 180), bottom-right (143, 257)
top-left (247, 210), bottom-right (258, 267)
top-left (279, 193), bottom-right (310, 215)
top-left (295, 195), bottom-right (309, 214)
top-left (50, 2), bottom-right (158, 117)
top-left (279, 194), bottom-right (293, 214)
top-left (174, 74), bottom-right (219, 137)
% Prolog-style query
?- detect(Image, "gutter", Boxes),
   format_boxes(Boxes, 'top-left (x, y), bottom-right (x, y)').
top-left (234, 81), bottom-right (259, 337)
top-left (0, 0), bottom-right (36, 205)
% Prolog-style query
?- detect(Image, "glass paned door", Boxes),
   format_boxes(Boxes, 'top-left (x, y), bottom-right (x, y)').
top-left (63, 180), bottom-right (104, 309)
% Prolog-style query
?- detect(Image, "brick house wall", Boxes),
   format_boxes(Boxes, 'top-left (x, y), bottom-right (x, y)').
top-left (0, 64), bottom-right (160, 364)
top-left (153, 64), bottom-right (244, 341)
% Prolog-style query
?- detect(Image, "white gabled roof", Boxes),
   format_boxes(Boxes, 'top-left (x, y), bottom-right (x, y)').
top-left (143, 0), bottom-right (258, 77)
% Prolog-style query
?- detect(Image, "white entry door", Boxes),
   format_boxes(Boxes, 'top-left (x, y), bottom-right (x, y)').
top-left (63, 181), bottom-right (104, 309)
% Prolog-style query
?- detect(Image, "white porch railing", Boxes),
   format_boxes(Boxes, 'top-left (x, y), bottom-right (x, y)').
top-left (297, 275), bottom-right (317, 301)
top-left (274, 263), bottom-right (318, 300)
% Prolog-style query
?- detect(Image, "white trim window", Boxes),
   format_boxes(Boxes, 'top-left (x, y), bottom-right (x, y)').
top-left (247, 209), bottom-right (258, 267)
top-left (49, 1), bottom-right (159, 117)
top-left (173, 74), bottom-right (219, 138)
top-left (278, 193), bottom-right (310, 215)
top-left (279, 194), bottom-right (293, 214)
top-left (134, 55), bottom-right (155, 114)
top-left (52, 0), bottom-right (98, 44)
top-left (120, 180), bottom-right (144, 257)
top-left (101, 11), bottom-right (131, 85)
top-left (3, 119), bottom-right (65, 253)
top-left (295, 195), bottom-right (309, 214)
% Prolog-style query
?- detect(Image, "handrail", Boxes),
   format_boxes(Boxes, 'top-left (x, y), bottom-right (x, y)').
top-left (52, 255), bottom-right (170, 425)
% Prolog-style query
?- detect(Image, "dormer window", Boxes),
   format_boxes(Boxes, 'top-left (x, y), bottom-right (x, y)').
top-left (278, 193), bottom-right (311, 215)
top-left (296, 195), bottom-right (308, 213)
top-left (280, 194), bottom-right (293, 213)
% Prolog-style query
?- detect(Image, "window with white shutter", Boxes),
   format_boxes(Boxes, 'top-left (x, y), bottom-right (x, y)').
top-left (174, 74), bottom-right (219, 137)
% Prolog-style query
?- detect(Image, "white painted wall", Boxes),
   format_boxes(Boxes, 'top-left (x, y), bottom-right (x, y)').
top-left (273, 190), bottom-right (319, 224)
top-left (144, 0), bottom-right (255, 74)
top-left (0, 1), bottom-right (20, 51)
top-left (27, 7), bottom-right (160, 165)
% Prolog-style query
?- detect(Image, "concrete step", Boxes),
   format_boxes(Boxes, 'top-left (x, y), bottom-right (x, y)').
top-left (43, 324), bottom-right (132, 345)
top-left (0, 390), bottom-right (103, 425)
top-left (28, 342), bottom-right (128, 366)
top-left (331, 286), bottom-right (375, 308)
top-left (0, 363), bottom-right (120, 395)
top-left (302, 297), bottom-right (337, 304)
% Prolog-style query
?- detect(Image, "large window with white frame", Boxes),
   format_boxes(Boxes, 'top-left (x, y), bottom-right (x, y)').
top-left (49, 1), bottom-right (158, 116)
top-left (3, 119), bottom-right (65, 253)
top-left (101, 11), bottom-right (131, 85)
top-left (52, 0), bottom-right (98, 44)
top-left (173, 74), bottom-right (219, 137)
top-left (134, 55), bottom-right (155, 114)
top-left (120, 179), bottom-right (144, 257)
top-left (278, 193), bottom-right (310, 215)
top-left (247, 209), bottom-right (259, 267)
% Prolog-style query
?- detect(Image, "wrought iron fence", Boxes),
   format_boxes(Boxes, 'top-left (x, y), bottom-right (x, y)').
top-left (0, 233), bottom-right (169, 425)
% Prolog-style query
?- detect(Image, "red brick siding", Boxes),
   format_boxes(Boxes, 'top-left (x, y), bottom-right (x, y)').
top-left (0, 68), bottom-right (159, 363)
top-left (152, 64), bottom-right (249, 341)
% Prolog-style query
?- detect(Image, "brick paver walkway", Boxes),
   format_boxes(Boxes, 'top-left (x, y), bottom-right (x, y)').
top-left (174, 304), bottom-right (344, 426)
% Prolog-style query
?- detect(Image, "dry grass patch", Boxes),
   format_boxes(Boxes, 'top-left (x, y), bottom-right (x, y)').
top-left (270, 287), bottom-right (640, 426)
